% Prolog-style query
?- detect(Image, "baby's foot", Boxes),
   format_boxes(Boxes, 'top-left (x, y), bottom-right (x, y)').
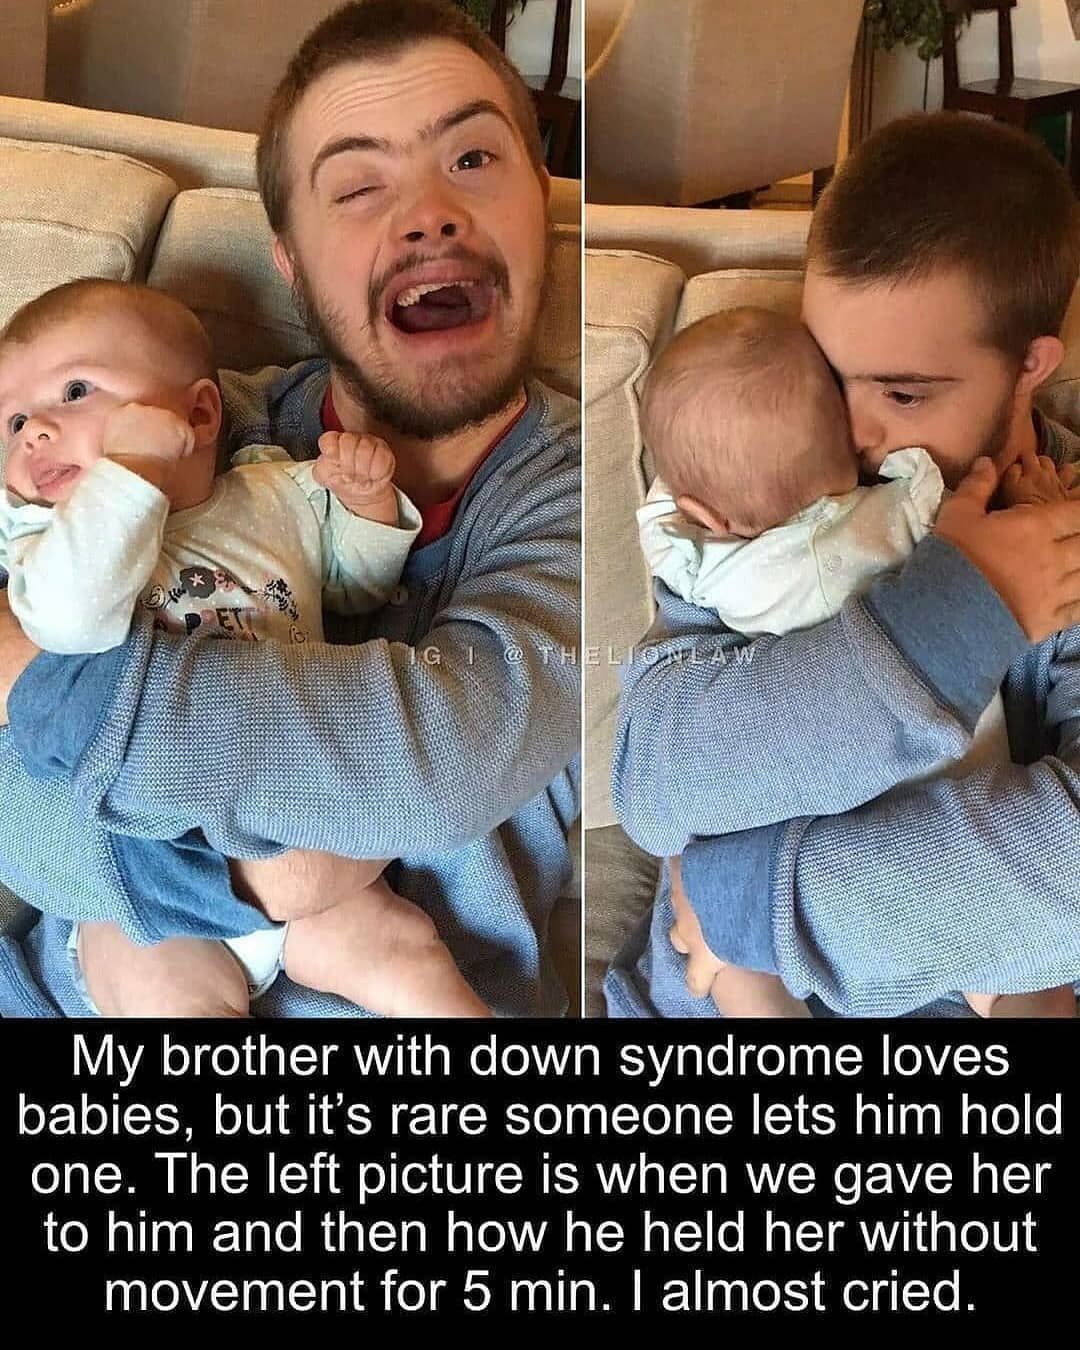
top-left (965, 986), bottom-right (1076, 1018)
top-left (709, 964), bottom-right (812, 1018)
top-left (283, 879), bottom-right (491, 1017)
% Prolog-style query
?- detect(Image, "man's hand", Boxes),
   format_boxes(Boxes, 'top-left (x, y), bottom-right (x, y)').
top-left (935, 456), bottom-right (1080, 642)
top-left (314, 431), bottom-right (398, 524)
top-left (103, 402), bottom-right (195, 497)
top-left (668, 854), bottom-right (729, 998)
top-left (0, 590), bottom-right (40, 726)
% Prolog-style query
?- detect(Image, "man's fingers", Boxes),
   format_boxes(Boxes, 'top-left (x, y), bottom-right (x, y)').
top-left (1018, 441), bottom-right (1043, 475)
top-left (953, 457), bottom-right (999, 510)
top-left (1047, 499), bottom-right (1080, 541)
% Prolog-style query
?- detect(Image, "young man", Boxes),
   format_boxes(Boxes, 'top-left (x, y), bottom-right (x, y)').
top-left (606, 112), bottom-right (1080, 1019)
top-left (0, 0), bottom-right (580, 1018)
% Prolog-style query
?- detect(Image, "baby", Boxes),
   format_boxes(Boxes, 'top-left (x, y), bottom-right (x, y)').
top-left (636, 306), bottom-right (1075, 1020)
top-left (0, 278), bottom-right (489, 1018)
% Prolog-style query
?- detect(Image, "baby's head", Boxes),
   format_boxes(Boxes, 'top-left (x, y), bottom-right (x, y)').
top-left (640, 307), bottom-right (857, 537)
top-left (0, 279), bottom-right (220, 506)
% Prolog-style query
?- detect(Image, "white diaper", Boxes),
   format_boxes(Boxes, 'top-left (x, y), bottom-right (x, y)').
top-left (222, 924), bottom-right (288, 998)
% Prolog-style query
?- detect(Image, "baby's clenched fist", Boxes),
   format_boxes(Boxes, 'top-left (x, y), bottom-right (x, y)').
top-left (103, 402), bottom-right (195, 463)
top-left (315, 431), bottom-right (398, 523)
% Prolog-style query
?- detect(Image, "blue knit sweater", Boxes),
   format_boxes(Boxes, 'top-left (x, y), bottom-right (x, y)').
top-left (606, 413), bottom-right (1080, 1019)
top-left (0, 362), bottom-right (581, 1018)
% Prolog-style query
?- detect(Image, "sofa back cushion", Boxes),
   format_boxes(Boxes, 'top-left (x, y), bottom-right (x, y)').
top-left (0, 137), bottom-right (176, 326)
top-left (584, 249), bottom-right (684, 827)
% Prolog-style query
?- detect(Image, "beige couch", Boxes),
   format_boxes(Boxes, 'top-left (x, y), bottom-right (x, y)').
top-left (583, 203), bottom-right (1080, 1016)
top-left (0, 95), bottom-right (582, 1010)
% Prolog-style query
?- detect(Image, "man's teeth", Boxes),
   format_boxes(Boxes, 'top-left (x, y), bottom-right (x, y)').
top-left (395, 279), bottom-right (477, 307)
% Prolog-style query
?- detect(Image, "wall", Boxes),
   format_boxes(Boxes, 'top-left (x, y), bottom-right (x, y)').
top-left (868, 0), bottom-right (1079, 128)
top-left (506, 0), bottom-right (583, 88)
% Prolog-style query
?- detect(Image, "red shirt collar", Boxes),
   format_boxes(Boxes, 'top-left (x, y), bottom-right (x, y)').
top-left (320, 386), bottom-right (526, 548)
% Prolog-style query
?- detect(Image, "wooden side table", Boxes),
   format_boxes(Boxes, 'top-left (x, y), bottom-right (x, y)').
top-left (943, 0), bottom-right (1080, 190)
top-left (490, 0), bottom-right (580, 177)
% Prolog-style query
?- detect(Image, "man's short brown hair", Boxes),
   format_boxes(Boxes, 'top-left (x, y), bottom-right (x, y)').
top-left (808, 112), bottom-right (1080, 360)
top-left (257, 0), bottom-right (545, 237)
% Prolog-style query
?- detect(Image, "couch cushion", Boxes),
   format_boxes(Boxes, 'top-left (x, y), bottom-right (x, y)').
top-left (584, 249), bottom-right (684, 827)
top-left (147, 187), bottom-right (315, 373)
top-left (676, 266), bottom-right (804, 330)
top-left (0, 137), bottom-right (177, 327)
top-left (584, 823), bottom-right (658, 1017)
top-left (535, 222), bottom-right (581, 399)
top-left (586, 203), bottom-right (810, 279)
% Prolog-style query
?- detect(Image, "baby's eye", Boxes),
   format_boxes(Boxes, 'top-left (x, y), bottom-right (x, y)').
top-left (451, 149), bottom-right (494, 173)
top-left (8, 413), bottom-right (27, 437)
top-left (885, 390), bottom-right (922, 408)
top-left (63, 379), bottom-right (93, 402)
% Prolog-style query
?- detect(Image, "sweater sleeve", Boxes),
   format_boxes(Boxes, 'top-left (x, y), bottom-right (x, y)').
top-left (681, 621), bottom-right (1080, 1015)
top-left (8, 419), bottom-right (580, 861)
top-left (611, 533), bottom-right (1027, 857)
top-left (2, 461), bottom-right (168, 655)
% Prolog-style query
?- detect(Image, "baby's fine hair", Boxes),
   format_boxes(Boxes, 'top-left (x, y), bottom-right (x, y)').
top-left (639, 307), bottom-right (850, 534)
top-left (2, 279), bottom-right (216, 386)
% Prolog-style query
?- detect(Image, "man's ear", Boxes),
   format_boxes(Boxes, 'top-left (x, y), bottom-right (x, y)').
top-left (271, 234), bottom-right (296, 287)
top-left (537, 165), bottom-right (552, 205)
top-left (1017, 334), bottom-right (1065, 396)
top-left (187, 378), bottom-right (223, 449)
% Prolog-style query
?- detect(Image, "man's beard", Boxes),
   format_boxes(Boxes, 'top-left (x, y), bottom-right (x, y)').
top-left (977, 381), bottom-right (1019, 466)
top-left (290, 248), bottom-right (544, 441)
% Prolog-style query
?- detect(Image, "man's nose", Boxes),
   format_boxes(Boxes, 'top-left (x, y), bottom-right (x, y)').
top-left (848, 401), bottom-right (886, 468)
top-left (396, 179), bottom-right (472, 245)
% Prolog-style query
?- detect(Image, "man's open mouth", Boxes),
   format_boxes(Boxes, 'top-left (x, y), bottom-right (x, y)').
top-left (384, 270), bottom-right (498, 336)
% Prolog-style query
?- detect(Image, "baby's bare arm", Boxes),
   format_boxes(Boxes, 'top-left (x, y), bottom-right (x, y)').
top-left (229, 850), bottom-right (390, 922)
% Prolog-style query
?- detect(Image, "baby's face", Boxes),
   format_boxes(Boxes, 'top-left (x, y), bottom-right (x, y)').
top-left (0, 311), bottom-right (192, 505)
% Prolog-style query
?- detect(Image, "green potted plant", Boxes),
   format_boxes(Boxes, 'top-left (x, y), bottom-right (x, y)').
top-left (863, 1), bottom-right (974, 107)
top-left (452, 0), bottom-right (528, 29)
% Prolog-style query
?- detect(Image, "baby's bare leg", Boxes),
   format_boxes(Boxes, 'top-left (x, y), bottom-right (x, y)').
top-left (283, 876), bottom-right (491, 1018)
top-left (77, 921), bottom-right (250, 1018)
top-left (965, 987), bottom-right (1076, 1019)
top-left (229, 849), bottom-right (389, 921)
top-left (708, 963), bottom-right (812, 1018)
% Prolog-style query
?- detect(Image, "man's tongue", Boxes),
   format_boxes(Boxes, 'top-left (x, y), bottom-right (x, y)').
top-left (393, 284), bottom-right (477, 334)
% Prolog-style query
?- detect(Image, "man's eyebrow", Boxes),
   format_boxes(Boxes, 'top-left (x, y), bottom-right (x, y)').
top-left (309, 100), bottom-right (515, 191)
top-left (309, 133), bottom-right (394, 189)
top-left (420, 99), bottom-right (516, 144)
top-left (848, 372), bottom-right (958, 385)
